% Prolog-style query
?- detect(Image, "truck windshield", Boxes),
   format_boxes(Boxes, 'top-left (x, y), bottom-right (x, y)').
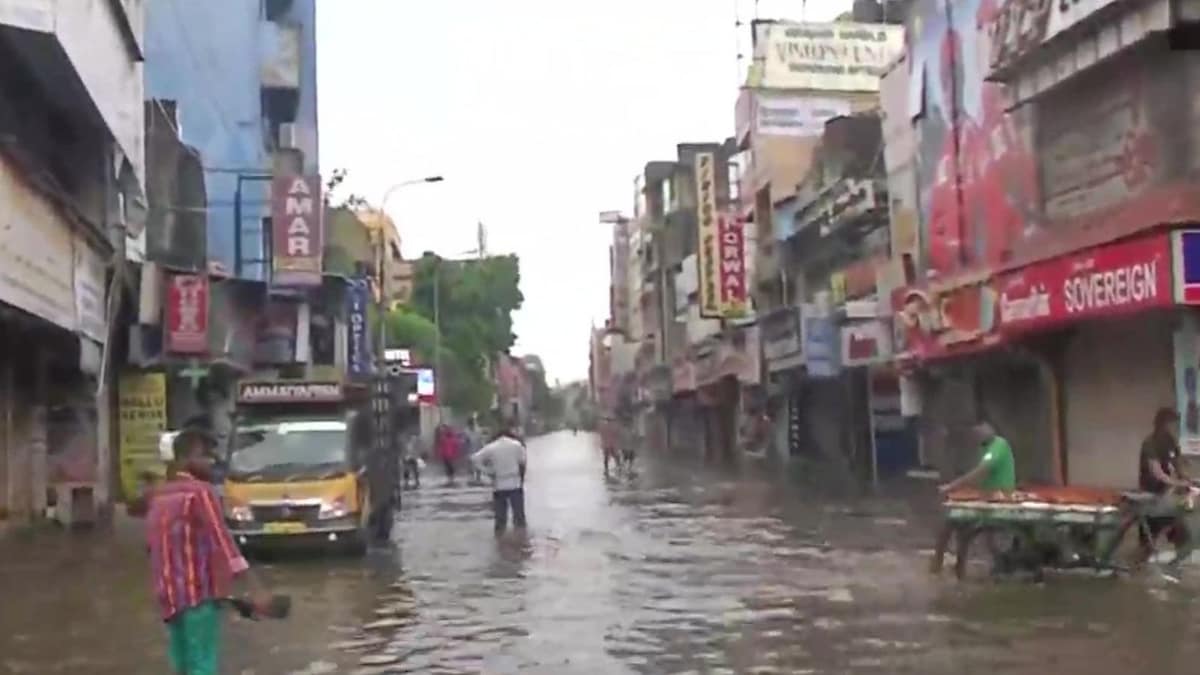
top-left (229, 418), bottom-right (349, 480)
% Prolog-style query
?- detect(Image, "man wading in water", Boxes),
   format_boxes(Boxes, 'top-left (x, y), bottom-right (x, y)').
top-left (471, 420), bottom-right (528, 535)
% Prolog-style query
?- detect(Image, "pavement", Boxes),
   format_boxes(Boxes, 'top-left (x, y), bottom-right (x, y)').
top-left (3, 431), bottom-right (1200, 673)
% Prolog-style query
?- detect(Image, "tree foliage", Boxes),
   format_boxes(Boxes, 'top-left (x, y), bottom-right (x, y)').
top-left (388, 253), bottom-right (523, 416)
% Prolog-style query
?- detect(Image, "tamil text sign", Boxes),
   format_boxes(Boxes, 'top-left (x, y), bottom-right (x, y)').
top-left (998, 232), bottom-right (1171, 332)
top-left (759, 22), bottom-right (903, 92)
top-left (272, 174), bottom-right (323, 286)
top-left (694, 153), bottom-right (720, 317)
top-left (165, 273), bottom-right (208, 354)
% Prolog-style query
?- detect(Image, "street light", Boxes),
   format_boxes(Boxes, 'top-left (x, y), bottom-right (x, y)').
top-left (375, 176), bottom-right (445, 371)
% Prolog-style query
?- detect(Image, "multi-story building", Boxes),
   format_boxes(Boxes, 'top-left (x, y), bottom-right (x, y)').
top-left (0, 0), bottom-right (147, 526)
top-left (886, 0), bottom-right (1200, 488)
top-left (130, 0), bottom-right (337, 494)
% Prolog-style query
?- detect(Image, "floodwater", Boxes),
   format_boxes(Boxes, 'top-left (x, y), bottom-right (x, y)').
top-left (3, 431), bottom-right (1200, 674)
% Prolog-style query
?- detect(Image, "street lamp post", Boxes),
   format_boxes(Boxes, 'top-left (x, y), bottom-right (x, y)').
top-left (375, 175), bottom-right (444, 369)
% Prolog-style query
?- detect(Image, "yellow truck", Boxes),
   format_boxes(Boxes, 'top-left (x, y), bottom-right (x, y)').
top-left (222, 380), bottom-right (373, 555)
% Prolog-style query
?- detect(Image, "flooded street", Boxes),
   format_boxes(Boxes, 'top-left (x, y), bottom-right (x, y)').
top-left (5, 431), bottom-right (1200, 673)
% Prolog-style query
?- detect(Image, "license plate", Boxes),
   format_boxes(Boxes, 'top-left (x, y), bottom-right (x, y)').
top-left (262, 522), bottom-right (307, 534)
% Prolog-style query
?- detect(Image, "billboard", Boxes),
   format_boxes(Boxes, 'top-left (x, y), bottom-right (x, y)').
top-left (271, 174), bottom-right (324, 286)
top-left (694, 152), bottom-right (720, 317)
top-left (718, 213), bottom-right (748, 317)
top-left (758, 22), bottom-right (903, 92)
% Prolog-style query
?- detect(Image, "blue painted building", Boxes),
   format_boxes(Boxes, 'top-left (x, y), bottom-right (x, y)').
top-left (144, 0), bottom-right (319, 280)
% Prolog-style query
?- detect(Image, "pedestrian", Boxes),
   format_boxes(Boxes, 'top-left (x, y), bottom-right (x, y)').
top-left (437, 424), bottom-right (460, 484)
top-left (145, 421), bottom-right (270, 675)
top-left (402, 432), bottom-right (422, 489)
top-left (930, 419), bottom-right (1016, 578)
top-left (471, 420), bottom-right (528, 535)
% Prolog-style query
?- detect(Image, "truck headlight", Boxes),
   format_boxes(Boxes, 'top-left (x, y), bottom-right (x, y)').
top-left (227, 505), bottom-right (253, 522)
top-left (319, 498), bottom-right (349, 520)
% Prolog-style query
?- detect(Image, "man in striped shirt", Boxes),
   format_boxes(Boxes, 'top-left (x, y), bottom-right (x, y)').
top-left (146, 423), bottom-right (265, 675)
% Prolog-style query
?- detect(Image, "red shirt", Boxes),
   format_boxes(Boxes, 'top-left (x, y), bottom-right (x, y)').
top-left (145, 473), bottom-right (248, 621)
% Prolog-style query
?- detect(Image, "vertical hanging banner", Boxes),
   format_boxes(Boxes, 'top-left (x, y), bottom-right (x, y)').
top-left (718, 212), bottom-right (748, 316)
top-left (694, 152), bottom-right (720, 318)
top-left (271, 174), bottom-right (324, 286)
top-left (165, 273), bottom-right (208, 354)
top-left (347, 276), bottom-right (371, 378)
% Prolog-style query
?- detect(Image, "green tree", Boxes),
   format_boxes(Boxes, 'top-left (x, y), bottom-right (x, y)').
top-left (389, 253), bottom-right (523, 416)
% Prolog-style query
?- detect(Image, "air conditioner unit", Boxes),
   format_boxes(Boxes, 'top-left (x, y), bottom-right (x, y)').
top-left (278, 123), bottom-right (299, 150)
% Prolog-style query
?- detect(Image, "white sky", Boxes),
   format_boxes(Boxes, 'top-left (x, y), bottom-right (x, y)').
top-left (317, 0), bottom-right (852, 383)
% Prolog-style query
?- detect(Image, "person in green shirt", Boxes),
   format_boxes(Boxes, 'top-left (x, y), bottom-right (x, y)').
top-left (930, 420), bottom-right (1016, 576)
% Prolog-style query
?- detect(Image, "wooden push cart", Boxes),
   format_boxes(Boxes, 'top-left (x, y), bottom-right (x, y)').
top-left (942, 486), bottom-right (1192, 580)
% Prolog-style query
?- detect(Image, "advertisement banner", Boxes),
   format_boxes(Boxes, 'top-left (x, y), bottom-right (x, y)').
top-left (997, 233), bottom-right (1171, 333)
top-left (1174, 314), bottom-right (1200, 456)
top-left (841, 319), bottom-right (892, 367)
top-left (694, 153), bottom-right (720, 317)
top-left (165, 273), bottom-right (208, 354)
top-left (755, 95), bottom-right (850, 137)
top-left (759, 22), bottom-right (904, 92)
top-left (118, 371), bottom-right (167, 500)
top-left (347, 276), bottom-right (371, 378)
top-left (1174, 230), bottom-right (1200, 304)
top-left (271, 174), bottom-right (324, 286)
top-left (718, 213), bottom-right (748, 317)
top-left (416, 368), bottom-right (436, 403)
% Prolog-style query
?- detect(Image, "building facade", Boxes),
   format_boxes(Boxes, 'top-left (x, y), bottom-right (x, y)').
top-left (0, 0), bottom-right (147, 525)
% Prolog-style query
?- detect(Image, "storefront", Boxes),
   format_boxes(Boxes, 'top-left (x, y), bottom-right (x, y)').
top-left (996, 230), bottom-right (1178, 486)
top-left (695, 325), bottom-right (760, 462)
top-left (840, 303), bottom-right (917, 481)
top-left (669, 356), bottom-right (701, 456)
top-left (761, 305), bottom-right (803, 460)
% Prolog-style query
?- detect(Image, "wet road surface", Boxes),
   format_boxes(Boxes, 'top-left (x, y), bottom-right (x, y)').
top-left (4, 431), bottom-right (1200, 673)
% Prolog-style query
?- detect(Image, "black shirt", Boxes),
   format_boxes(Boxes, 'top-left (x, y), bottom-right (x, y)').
top-left (1138, 430), bottom-right (1180, 494)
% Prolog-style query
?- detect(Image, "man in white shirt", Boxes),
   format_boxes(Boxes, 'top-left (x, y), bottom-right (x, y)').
top-left (471, 422), bottom-right (528, 534)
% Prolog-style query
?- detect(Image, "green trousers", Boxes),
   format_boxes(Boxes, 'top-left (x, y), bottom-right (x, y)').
top-left (167, 601), bottom-right (221, 675)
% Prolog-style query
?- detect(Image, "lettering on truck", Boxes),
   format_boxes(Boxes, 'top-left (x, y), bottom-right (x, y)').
top-left (1063, 259), bottom-right (1157, 314)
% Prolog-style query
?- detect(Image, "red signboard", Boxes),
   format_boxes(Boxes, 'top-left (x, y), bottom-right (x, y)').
top-left (165, 273), bottom-right (208, 354)
top-left (718, 213), bottom-right (747, 312)
top-left (271, 174), bottom-right (324, 286)
top-left (997, 232), bottom-right (1172, 333)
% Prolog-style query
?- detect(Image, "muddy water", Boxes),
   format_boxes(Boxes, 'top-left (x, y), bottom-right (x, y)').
top-left (3, 431), bottom-right (1200, 674)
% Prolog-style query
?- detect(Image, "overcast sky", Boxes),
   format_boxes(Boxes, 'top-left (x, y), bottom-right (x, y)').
top-left (317, 0), bottom-right (852, 384)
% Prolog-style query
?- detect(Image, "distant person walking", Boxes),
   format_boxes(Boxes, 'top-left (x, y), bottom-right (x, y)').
top-left (471, 421), bottom-right (528, 535)
top-left (437, 424), bottom-right (461, 484)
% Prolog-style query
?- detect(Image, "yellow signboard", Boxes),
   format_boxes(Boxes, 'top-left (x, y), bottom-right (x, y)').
top-left (118, 371), bottom-right (167, 500)
top-left (694, 152), bottom-right (720, 318)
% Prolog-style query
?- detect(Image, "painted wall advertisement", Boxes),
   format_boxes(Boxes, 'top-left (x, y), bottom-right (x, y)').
top-left (347, 276), bottom-right (371, 378)
top-left (997, 232), bottom-right (1171, 333)
top-left (909, 0), bottom-right (1039, 276)
top-left (718, 213), bottom-right (748, 317)
top-left (118, 371), bottom-right (167, 499)
top-left (165, 273), bottom-right (208, 354)
top-left (694, 152), bottom-right (720, 317)
top-left (758, 21), bottom-right (904, 92)
top-left (272, 174), bottom-right (324, 287)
